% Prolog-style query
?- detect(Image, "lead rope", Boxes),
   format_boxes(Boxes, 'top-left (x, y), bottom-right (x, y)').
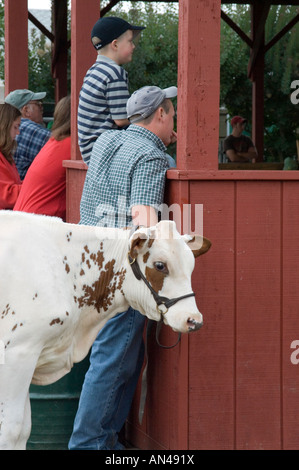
top-left (139, 319), bottom-right (181, 424)
top-left (129, 225), bottom-right (184, 423)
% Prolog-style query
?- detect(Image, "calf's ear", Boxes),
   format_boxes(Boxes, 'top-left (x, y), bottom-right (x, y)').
top-left (185, 235), bottom-right (211, 258)
top-left (129, 231), bottom-right (149, 260)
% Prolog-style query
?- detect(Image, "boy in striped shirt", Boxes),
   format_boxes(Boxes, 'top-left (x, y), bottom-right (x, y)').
top-left (78, 16), bottom-right (145, 165)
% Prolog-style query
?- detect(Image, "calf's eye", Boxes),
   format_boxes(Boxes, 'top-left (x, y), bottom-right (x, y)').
top-left (154, 261), bottom-right (169, 274)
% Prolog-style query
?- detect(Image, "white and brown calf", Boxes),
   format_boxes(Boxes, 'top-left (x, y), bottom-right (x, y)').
top-left (0, 211), bottom-right (211, 449)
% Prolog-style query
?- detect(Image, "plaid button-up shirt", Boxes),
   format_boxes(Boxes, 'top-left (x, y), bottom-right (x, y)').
top-left (14, 119), bottom-right (51, 180)
top-left (80, 125), bottom-right (173, 228)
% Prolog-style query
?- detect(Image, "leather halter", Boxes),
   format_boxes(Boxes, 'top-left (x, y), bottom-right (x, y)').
top-left (127, 253), bottom-right (196, 319)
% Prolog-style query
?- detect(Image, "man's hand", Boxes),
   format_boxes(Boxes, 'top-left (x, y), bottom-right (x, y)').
top-left (169, 130), bottom-right (177, 145)
top-left (131, 205), bottom-right (158, 227)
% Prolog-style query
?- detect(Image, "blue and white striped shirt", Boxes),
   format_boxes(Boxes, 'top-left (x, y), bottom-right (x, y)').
top-left (77, 55), bottom-right (130, 165)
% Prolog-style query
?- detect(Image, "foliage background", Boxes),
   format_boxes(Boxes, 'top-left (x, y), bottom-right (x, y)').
top-left (0, 1), bottom-right (298, 160)
top-left (220, 3), bottom-right (299, 160)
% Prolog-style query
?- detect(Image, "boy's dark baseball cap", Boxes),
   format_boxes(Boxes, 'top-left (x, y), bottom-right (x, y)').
top-left (91, 16), bottom-right (145, 50)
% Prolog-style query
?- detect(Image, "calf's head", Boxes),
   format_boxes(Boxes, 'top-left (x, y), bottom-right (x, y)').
top-left (126, 221), bottom-right (211, 334)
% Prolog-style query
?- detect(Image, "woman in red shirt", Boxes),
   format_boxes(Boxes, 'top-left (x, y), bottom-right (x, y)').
top-left (0, 103), bottom-right (22, 209)
top-left (14, 96), bottom-right (71, 220)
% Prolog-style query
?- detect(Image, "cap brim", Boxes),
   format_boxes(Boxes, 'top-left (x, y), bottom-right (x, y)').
top-left (131, 25), bottom-right (145, 31)
top-left (32, 92), bottom-right (46, 100)
top-left (164, 86), bottom-right (177, 99)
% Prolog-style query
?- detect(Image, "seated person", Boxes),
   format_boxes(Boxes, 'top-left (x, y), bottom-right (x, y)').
top-left (14, 96), bottom-right (71, 220)
top-left (5, 88), bottom-right (51, 179)
top-left (224, 116), bottom-right (257, 163)
top-left (0, 103), bottom-right (22, 209)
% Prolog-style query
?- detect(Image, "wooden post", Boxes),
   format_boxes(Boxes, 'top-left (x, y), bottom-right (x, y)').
top-left (64, 0), bottom-right (100, 222)
top-left (177, 0), bottom-right (221, 172)
top-left (52, 0), bottom-right (68, 102)
top-left (70, 0), bottom-right (100, 161)
top-left (4, 0), bottom-right (28, 94)
top-left (173, 0), bottom-right (221, 448)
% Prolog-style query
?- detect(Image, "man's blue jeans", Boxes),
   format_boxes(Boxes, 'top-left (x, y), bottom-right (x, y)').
top-left (68, 307), bottom-right (145, 450)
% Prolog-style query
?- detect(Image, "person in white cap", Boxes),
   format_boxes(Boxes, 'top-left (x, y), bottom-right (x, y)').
top-left (5, 89), bottom-right (50, 179)
top-left (69, 85), bottom-right (177, 451)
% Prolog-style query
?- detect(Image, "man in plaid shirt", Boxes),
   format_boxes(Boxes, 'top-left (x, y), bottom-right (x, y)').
top-left (5, 89), bottom-right (50, 179)
top-left (70, 85), bottom-right (177, 451)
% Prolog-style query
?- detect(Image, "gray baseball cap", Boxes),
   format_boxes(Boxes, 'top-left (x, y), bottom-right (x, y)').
top-left (127, 86), bottom-right (177, 123)
top-left (5, 89), bottom-right (46, 110)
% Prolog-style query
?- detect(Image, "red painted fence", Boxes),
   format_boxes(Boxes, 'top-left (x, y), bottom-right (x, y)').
top-left (126, 170), bottom-right (299, 450)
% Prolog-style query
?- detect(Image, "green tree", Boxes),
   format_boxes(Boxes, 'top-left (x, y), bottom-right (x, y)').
top-left (28, 29), bottom-right (55, 102)
top-left (220, 4), bottom-right (253, 121)
top-left (264, 5), bottom-right (299, 160)
top-left (107, 1), bottom-right (179, 93)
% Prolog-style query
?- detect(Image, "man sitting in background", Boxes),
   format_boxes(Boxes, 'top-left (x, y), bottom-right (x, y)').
top-left (224, 115), bottom-right (257, 163)
top-left (5, 89), bottom-right (50, 179)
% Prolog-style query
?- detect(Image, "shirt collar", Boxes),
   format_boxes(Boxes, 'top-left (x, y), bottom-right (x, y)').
top-left (96, 55), bottom-right (128, 79)
top-left (96, 55), bottom-right (121, 67)
top-left (126, 124), bottom-right (167, 152)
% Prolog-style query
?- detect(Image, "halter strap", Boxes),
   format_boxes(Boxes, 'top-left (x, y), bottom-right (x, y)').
top-left (128, 253), bottom-right (195, 317)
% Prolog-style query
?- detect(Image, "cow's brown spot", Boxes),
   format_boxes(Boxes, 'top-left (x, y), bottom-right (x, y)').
top-left (62, 256), bottom-right (70, 274)
top-left (80, 269), bottom-right (85, 276)
top-left (49, 318), bottom-right (63, 326)
top-left (1, 304), bottom-right (14, 319)
top-left (90, 251), bottom-right (104, 268)
top-left (77, 259), bottom-right (126, 313)
top-left (143, 251), bottom-right (150, 263)
top-left (148, 238), bottom-right (155, 249)
top-left (145, 266), bottom-right (165, 293)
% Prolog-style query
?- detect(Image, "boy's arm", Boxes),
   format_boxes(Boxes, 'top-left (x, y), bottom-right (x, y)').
top-left (114, 118), bottom-right (130, 128)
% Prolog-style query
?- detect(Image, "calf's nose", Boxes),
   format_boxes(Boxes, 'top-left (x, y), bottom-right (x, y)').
top-left (187, 317), bottom-right (203, 332)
